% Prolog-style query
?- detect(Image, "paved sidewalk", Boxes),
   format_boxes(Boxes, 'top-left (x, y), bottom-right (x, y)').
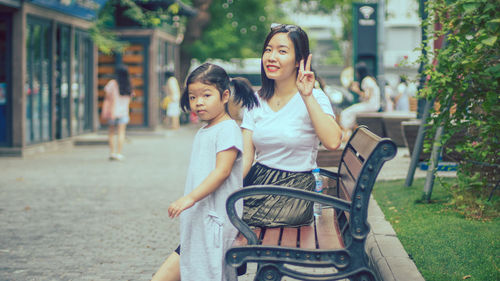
top-left (0, 126), bottom-right (197, 281)
top-left (0, 124), bottom-right (453, 280)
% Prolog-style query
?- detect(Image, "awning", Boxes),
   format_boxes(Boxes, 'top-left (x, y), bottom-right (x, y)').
top-left (27, 0), bottom-right (110, 21)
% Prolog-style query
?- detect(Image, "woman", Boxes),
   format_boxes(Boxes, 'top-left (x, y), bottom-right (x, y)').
top-left (101, 64), bottom-right (134, 160)
top-left (241, 24), bottom-right (342, 227)
top-left (339, 61), bottom-right (381, 140)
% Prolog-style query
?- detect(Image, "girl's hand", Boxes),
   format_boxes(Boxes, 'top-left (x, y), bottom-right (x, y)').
top-left (296, 54), bottom-right (315, 97)
top-left (168, 196), bottom-right (195, 218)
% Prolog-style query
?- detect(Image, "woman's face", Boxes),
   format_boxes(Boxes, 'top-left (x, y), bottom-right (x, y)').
top-left (262, 33), bottom-right (298, 82)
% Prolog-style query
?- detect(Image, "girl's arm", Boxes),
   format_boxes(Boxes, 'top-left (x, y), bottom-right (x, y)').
top-left (242, 129), bottom-right (255, 179)
top-left (297, 55), bottom-right (342, 151)
top-left (168, 147), bottom-right (239, 218)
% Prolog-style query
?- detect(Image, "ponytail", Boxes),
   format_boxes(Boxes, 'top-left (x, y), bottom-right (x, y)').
top-left (230, 77), bottom-right (259, 110)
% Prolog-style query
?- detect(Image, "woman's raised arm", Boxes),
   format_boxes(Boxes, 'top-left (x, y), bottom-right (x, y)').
top-left (297, 55), bottom-right (342, 150)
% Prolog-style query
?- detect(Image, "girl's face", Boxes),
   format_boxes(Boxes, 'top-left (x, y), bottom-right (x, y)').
top-left (262, 33), bottom-right (298, 82)
top-left (188, 81), bottom-right (229, 126)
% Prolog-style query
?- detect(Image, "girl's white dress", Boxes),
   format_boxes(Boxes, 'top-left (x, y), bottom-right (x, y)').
top-left (179, 119), bottom-right (243, 281)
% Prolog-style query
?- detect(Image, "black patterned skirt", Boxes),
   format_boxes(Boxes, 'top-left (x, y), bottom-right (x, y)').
top-left (242, 162), bottom-right (314, 227)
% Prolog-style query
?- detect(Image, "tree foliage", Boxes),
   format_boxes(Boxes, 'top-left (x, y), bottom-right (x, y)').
top-left (188, 0), bottom-right (279, 62)
top-left (92, 0), bottom-right (186, 54)
top-left (418, 0), bottom-right (500, 217)
top-left (285, 0), bottom-right (354, 40)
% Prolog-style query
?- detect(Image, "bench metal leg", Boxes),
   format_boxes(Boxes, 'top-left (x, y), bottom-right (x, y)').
top-left (251, 263), bottom-right (377, 281)
top-left (255, 263), bottom-right (282, 281)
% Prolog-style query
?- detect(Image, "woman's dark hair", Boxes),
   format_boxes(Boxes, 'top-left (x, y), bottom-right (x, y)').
top-left (115, 64), bottom-right (133, 96)
top-left (259, 24), bottom-right (311, 101)
top-left (354, 61), bottom-right (371, 90)
top-left (180, 63), bottom-right (259, 114)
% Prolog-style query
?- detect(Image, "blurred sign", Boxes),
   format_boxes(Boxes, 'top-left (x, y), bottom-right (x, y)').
top-left (28, 0), bottom-right (109, 20)
top-left (353, 2), bottom-right (378, 77)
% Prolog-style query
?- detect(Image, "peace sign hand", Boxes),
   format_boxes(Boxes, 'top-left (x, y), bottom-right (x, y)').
top-left (296, 54), bottom-right (315, 97)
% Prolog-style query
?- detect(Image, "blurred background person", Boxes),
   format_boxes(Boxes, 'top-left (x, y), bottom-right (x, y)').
top-left (339, 61), bottom-right (380, 141)
top-left (394, 76), bottom-right (410, 111)
top-left (384, 81), bottom-right (395, 112)
top-left (165, 72), bottom-right (181, 130)
top-left (100, 65), bottom-right (134, 161)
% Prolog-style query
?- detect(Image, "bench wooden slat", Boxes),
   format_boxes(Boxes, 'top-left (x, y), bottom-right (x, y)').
top-left (233, 227), bottom-right (262, 246)
top-left (343, 147), bottom-right (363, 179)
top-left (339, 165), bottom-right (356, 200)
top-left (316, 208), bottom-right (343, 249)
top-left (338, 181), bottom-right (350, 202)
top-left (299, 225), bottom-right (316, 249)
top-left (349, 128), bottom-right (380, 160)
top-left (280, 227), bottom-right (298, 247)
top-left (261, 228), bottom-right (281, 246)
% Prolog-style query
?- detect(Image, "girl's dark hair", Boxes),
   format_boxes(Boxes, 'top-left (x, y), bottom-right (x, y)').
top-left (115, 64), bottom-right (133, 96)
top-left (180, 63), bottom-right (259, 114)
top-left (259, 24), bottom-right (311, 101)
top-left (355, 61), bottom-right (370, 90)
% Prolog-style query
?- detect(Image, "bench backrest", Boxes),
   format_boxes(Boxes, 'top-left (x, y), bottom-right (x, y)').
top-left (336, 126), bottom-right (397, 249)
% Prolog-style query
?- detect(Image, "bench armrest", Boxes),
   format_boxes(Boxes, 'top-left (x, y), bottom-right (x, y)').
top-left (319, 168), bottom-right (339, 180)
top-left (226, 185), bottom-right (351, 245)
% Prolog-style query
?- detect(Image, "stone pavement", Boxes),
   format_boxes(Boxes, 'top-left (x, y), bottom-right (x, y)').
top-left (0, 126), bottom-right (195, 281)
top-left (0, 124), bottom-right (453, 280)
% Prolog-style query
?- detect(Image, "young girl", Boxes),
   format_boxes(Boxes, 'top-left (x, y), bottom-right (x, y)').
top-left (151, 63), bottom-right (258, 281)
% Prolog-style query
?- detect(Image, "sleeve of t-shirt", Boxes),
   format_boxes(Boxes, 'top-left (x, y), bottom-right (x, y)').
top-left (216, 122), bottom-right (243, 154)
top-left (362, 77), bottom-right (378, 92)
top-left (240, 105), bottom-right (256, 131)
top-left (313, 89), bottom-right (335, 117)
top-left (104, 80), bottom-right (118, 100)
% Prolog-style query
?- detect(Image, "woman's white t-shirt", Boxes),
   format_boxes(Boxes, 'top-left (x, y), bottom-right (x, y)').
top-left (241, 89), bottom-right (334, 172)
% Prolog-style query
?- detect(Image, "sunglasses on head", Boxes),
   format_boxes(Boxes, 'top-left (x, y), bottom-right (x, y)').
top-left (270, 23), bottom-right (299, 32)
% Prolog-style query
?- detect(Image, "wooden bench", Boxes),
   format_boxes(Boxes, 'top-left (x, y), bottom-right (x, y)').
top-left (225, 126), bottom-right (397, 281)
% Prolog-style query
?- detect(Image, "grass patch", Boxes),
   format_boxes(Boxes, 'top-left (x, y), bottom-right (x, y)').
top-left (372, 178), bottom-right (500, 281)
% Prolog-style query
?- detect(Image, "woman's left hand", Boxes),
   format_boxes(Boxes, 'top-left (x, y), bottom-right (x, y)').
top-left (296, 54), bottom-right (315, 97)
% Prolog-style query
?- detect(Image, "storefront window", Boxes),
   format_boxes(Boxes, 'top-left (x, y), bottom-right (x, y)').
top-left (158, 40), bottom-right (166, 124)
top-left (55, 24), bottom-right (71, 139)
top-left (0, 15), bottom-right (11, 145)
top-left (26, 17), bottom-right (52, 144)
top-left (72, 30), bottom-right (93, 135)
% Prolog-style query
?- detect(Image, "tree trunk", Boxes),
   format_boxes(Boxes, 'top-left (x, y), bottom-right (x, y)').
top-left (179, 0), bottom-right (213, 86)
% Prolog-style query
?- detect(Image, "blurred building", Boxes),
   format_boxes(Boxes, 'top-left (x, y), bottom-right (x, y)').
top-left (96, 29), bottom-right (182, 130)
top-left (280, 0), bottom-right (421, 87)
top-left (0, 0), bottom-right (192, 156)
top-left (384, 0), bottom-right (421, 86)
top-left (0, 0), bottom-right (109, 156)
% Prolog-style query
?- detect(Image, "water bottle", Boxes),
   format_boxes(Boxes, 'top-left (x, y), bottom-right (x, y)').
top-left (312, 168), bottom-right (323, 217)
